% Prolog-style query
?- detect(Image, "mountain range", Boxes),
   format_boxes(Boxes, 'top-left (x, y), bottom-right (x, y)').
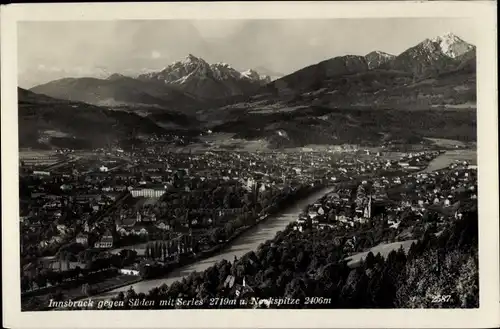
top-left (364, 51), bottom-right (396, 70)
top-left (137, 54), bottom-right (271, 100)
top-left (381, 32), bottom-right (475, 76)
top-left (30, 54), bottom-right (271, 112)
top-left (21, 32), bottom-right (477, 150)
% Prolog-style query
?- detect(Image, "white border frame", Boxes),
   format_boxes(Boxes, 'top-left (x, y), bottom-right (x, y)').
top-left (1, 2), bottom-right (498, 328)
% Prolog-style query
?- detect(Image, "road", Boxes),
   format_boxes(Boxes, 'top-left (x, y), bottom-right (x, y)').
top-left (92, 186), bottom-right (336, 300)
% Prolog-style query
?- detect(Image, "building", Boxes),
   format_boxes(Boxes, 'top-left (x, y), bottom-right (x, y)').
top-left (363, 196), bottom-right (372, 219)
top-left (94, 233), bottom-right (114, 249)
top-left (130, 186), bottom-right (167, 198)
top-left (119, 267), bottom-right (140, 276)
top-left (75, 233), bottom-right (88, 246)
top-left (33, 170), bottom-right (51, 177)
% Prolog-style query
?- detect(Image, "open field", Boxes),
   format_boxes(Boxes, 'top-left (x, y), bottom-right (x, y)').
top-left (423, 149), bottom-right (477, 172)
top-left (346, 239), bottom-right (417, 267)
top-left (19, 149), bottom-right (60, 158)
top-left (191, 132), bottom-right (272, 152)
top-left (425, 138), bottom-right (469, 148)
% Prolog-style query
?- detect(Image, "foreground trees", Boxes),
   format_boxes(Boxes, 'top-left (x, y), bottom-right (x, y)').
top-left (104, 208), bottom-right (478, 309)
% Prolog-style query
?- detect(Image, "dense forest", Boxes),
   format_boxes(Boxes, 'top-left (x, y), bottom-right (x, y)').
top-left (212, 106), bottom-right (476, 148)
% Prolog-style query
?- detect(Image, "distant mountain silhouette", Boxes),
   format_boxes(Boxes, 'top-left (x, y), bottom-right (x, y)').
top-left (137, 54), bottom-right (269, 99)
top-left (381, 32), bottom-right (475, 76)
top-left (21, 33), bottom-right (477, 150)
top-left (365, 51), bottom-right (396, 70)
top-left (30, 75), bottom-right (201, 112)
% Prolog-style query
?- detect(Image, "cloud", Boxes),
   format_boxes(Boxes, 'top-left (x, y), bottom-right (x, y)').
top-left (18, 19), bottom-right (478, 87)
top-left (151, 50), bottom-right (161, 59)
top-left (308, 36), bottom-right (321, 47)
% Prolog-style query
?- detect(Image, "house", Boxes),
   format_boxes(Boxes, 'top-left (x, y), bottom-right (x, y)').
top-left (156, 221), bottom-right (171, 231)
top-left (33, 170), bottom-right (51, 177)
top-left (354, 216), bottom-right (367, 224)
top-left (103, 192), bottom-right (120, 201)
top-left (22, 262), bottom-right (38, 279)
top-left (94, 233), bottom-right (113, 249)
top-left (76, 233), bottom-right (88, 246)
top-left (318, 223), bottom-right (335, 230)
top-left (60, 184), bottom-right (73, 191)
top-left (116, 215), bottom-right (137, 230)
top-left (119, 266), bottom-right (140, 276)
top-left (130, 225), bottom-right (149, 236)
top-left (140, 212), bottom-right (157, 223)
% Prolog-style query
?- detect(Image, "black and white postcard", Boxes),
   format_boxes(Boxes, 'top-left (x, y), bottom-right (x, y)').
top-left (1, 1), bottom-right (498, 328)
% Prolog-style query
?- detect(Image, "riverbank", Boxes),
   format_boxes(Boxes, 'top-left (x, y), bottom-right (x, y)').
top-left (91, 185), bottom-right (336, 300)
top-left (33, 184), bottom-right (331, 306)
top-left (421, 149), bottom-right (476, 173)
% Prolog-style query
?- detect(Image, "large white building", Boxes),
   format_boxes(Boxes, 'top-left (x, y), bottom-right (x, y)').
top-left (130, 186), bottom-right (167, 198)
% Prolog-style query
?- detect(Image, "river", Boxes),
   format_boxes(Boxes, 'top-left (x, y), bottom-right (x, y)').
top-left (421, 149), bottom-right (477, 173)
top-left (93, 186), bottom-right (336, 300)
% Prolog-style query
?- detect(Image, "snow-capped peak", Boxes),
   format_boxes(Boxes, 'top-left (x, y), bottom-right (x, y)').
top-left (431, 32), bottom-right (460, 43)
top-left (429, 32), bottom-right (474, 58)
top-left (240, 69), bottom-right (260, 79)
top-left (183, 54), bottom-right (203, 64)
top-left (210, 62), bottom-right (241, 80)
top-left (241, 69), bottom-right (271, 83)
top-left (137, 54), bottom-right (271, 93)
top-left (212, 62), bottom-right (232, 68)
top-left (373, 51), bottom-right (394, 58)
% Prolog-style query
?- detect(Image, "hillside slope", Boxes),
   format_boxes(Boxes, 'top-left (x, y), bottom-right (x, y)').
top-left (18, 88), bottom-right (167, 149)
top-left (202, 62), bottom-right (476, 149)
top-left (30, 75), bottom-right (201, 112)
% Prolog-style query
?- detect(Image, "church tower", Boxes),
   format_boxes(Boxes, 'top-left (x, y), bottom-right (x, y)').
top-left (364, 195), bottom-right (372, 219)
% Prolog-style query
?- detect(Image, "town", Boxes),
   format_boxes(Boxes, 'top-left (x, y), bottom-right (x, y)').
top-left (18, 145), bottom-right (477, 310)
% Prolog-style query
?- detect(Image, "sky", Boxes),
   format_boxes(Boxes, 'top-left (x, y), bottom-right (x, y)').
top-left (17, 18), bottom-right (478, 88)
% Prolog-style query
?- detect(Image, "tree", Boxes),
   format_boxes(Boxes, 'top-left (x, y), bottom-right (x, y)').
top-left (126, 286), bottom-right (137, 301)
top-left (150, 243), bottom-right (156, 259)
top-left (49, 290), bottom-right (65, 302)
top-left (234, 216), bottom-right (244, 229)
top-left (155, 241), bottom-right (161, 259)
top-left (161, 242), bottom-right (167, 261)
top-left (81, 283), bottom-right (91, 296)
top-left (224, 222), bottom-right (234, 238)
top-left (223, 193), bottom-right (232, 209)
top-left (364, 252), bottom-right (376, 270)
top-left (74, 266), bottom-right (82, 279)
top-left (140, 264), bottom-right (152, 279)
